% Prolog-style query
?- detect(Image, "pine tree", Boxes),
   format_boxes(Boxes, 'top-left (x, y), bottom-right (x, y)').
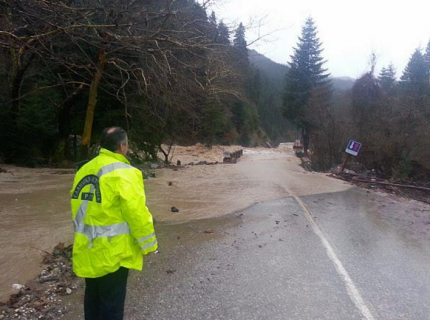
top-left (209, 11), bottom-right (216, 25)
top-left (216, 21), bottom-right (230, 45)
top-left (401, 49), bottom-right (428, 93)
top-left (233, 23), bottom-right (247, 49)
top-left (424, 40), bottom-right (430, 72)
top-left (378, 64), bottom-right (397, 92)
top-left (283, 17), bottom-right (331, 154)
top-left (233, 22), bottom-right (249, 70)
top-left (207, 11), bottom-right (218, 41)
top-left (400, 48), bottom-right (430, 115)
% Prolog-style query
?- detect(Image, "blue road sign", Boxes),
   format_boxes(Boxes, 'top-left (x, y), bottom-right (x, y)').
top-left (345, 140), bottom-right (362, 156)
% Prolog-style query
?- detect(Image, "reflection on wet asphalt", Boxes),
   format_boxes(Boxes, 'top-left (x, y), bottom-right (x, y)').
top-left (303, 189), bottom-right (430, 320)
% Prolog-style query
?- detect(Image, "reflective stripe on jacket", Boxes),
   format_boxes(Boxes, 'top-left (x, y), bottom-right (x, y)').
top-left (70, 148), bottom-right (157, 278)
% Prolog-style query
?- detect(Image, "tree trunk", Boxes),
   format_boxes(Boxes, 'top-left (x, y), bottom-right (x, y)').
top-left (302, 127), bottom-right (310, 156)
top-left (51, 83), bottom-right (85, 163)
top-left (79, 48), bottom-right (107, 160)
top-left (4, 49), bottom-right (33, 161)
top-left (158, 139), bottom-right (175, 164)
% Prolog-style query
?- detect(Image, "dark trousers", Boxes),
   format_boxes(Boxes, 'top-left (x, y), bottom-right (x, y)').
top-left (84, 267), bottom-right (129, 320)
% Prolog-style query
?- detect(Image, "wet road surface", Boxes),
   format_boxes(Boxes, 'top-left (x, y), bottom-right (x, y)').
top-left (65, 188), bottom-right (430, 320)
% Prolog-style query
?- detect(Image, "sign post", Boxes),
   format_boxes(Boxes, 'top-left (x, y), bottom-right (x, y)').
top-left (340, 140), bottom-right (362, 172)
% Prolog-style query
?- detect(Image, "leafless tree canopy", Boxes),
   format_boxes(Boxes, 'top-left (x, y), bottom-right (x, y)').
top-left (0, 0), bottom-right (280, 164)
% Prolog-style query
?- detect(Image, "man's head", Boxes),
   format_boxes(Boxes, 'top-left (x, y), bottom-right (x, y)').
top-left (100, 127), bottom-right (129, 156)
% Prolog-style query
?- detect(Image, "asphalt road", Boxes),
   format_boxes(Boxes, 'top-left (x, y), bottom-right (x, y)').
top-left (63, 152), bottom-right (430, 320)
top-left (115, 188), bottom-right (430, 320)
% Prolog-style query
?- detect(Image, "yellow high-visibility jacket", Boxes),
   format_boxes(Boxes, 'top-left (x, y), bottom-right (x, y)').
top-left (70, 148), bottom-right (157, 278)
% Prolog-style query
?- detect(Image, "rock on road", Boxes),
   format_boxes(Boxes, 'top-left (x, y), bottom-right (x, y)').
top-left (63, 146), bottom-right (430, 320)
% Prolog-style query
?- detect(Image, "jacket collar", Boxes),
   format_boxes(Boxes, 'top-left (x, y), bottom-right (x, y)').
top-left (99, 148), bottom-right (130, 165)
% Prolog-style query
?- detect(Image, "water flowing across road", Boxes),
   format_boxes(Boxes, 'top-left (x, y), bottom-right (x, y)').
top-left (0, 144), bottom-right (353, 301)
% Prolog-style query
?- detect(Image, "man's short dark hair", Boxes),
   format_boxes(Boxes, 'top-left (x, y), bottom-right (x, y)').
top-left (100, 127), bottom-right (127, 152)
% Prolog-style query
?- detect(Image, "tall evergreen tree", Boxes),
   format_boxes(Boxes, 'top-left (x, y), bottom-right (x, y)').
top-left (282, 17), bottom-right (331, 154)
top-left (378, 64), bottom-right (397, 92)
top-left (424, 40), bottom-right (430, 72)
top-left (233, 23), bottom-right (247, 49)
top-left (216, 21), bottom-right (230, 45)
top-left (401, 49), bottom-right (428, 93)
top-left (400, 48), bottom-right (430, 117)
top-left (209, 11), bottom-right (217, 25)
top-left (233, 22), bottom-right (249, 70)
top-left (207, 11), bottom-right (218, 41)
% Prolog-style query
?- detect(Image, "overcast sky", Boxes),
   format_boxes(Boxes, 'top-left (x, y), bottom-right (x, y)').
top-left (214, 0), bottom-right (430, 79)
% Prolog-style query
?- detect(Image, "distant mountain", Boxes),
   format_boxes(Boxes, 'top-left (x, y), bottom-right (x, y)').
top-left (247, 50), bottom-right (292, 143)
top-left (248, 49), bottom-right (288, 81)
top-left (331, 76), bottom-right (355, 91)
top-left (249, 50), bottom-right (355, 91)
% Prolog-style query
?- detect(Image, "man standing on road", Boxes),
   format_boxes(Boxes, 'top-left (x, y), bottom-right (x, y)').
top-left (70, 127), bottom-right (157, 320)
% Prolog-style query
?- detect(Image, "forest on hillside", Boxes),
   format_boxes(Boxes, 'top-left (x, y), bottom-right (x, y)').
top-left (0, 0), bottom-right (291, 166)
top-left (284, 18), bottom-right (430, 182)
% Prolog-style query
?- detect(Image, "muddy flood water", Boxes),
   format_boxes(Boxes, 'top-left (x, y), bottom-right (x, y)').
top-left (0, 144), bottom-right (352, 301)
top-left (0, 168), bottom-right (74, 301)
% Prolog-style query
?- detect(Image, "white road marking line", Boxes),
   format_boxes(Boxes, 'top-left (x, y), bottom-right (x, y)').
top-left (293, 195), bottom-right (376, 320)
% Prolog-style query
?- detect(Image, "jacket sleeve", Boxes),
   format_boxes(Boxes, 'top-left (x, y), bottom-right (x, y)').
top-left (119, 168), bottom-right (158, 255)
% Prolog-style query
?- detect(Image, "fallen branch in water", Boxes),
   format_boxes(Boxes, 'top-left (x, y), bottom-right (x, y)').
top-left (30, 246), bottom-right (52, 256)
top-left (332, 172), bottom-right (430, 193)
top-left (354, 179), bottom-right (430, 192)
